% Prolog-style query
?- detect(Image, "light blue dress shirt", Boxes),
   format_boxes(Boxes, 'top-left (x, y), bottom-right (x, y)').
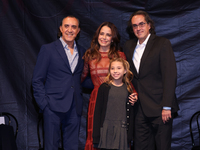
top-left (60, 37), bottom-right (79, 73)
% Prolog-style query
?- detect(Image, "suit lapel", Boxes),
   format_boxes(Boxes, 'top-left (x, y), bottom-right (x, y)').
top-left (73, 44), bottom-right (82, 73)
top-left (55, 40), bottom-right (71, 70)
top-left (127, 41), bottom-right (138, 77)
top-left (139, 34), bottom-right (155, 73)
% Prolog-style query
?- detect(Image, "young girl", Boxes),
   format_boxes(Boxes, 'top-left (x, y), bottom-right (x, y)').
top-left (92, 58), bottom-right (138, 150)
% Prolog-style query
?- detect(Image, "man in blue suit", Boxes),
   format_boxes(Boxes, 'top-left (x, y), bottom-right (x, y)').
top-left (32, 15), bottom-right (86, 150)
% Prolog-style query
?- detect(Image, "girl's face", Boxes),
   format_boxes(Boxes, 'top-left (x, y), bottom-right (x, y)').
top-left (110, 61), bottom-right (126, 83)
top-left (98, 25), bottom-right (112, 49)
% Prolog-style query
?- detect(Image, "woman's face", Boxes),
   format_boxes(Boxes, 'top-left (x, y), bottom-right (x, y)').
top-left (98, 25), bottom-right (113, 49)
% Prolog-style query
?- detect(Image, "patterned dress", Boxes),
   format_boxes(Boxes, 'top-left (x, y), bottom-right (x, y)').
top-left (81, 51), bottom-right (126, 150)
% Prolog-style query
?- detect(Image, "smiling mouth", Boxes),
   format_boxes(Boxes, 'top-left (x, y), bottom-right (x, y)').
top-left (113, 74), bottom-right (119, 77)
top-left (100, 40), bottom-right (107, 43)
top-left (137, 31), bottom-right (143, 35)
top-left (67, 34), bottom-right (73, 36)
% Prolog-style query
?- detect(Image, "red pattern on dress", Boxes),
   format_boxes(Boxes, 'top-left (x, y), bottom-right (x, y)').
top-left (81, 51), bottom-right (126, 150)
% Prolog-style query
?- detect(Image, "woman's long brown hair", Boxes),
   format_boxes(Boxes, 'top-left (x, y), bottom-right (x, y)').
top-left (83, 22), bottom-right (121, 63)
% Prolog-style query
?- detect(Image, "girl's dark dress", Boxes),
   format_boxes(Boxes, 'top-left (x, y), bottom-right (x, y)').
top-left (98, 83), bottom-right (129, 150)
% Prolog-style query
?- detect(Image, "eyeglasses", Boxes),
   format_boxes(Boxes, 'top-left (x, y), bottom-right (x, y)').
top-left (132, 22), bottom-right (146, 29)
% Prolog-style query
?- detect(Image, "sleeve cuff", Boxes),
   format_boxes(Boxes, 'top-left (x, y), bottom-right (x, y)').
top-left (163, 107), bottom-right (171, 110)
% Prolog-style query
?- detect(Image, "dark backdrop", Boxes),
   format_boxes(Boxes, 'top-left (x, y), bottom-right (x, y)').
top-left (0, 0), bottom-right (200, 150)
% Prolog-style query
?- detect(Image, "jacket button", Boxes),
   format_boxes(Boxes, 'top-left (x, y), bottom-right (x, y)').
top-left (127, 116), bottom-right (129, 118)
top-left (71, 86), bottom-right (73, 88)
top-left (127, 109), bottom-right (129, 111)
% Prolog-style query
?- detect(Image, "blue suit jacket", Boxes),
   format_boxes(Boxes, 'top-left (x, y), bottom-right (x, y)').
top-left (32, 39), bottom-right (86, 115)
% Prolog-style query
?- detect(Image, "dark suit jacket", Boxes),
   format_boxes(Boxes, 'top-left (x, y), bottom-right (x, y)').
top-left (123, 34), bottom-right (179, 117)
top-left (32, 39), bottom-right (86, 115)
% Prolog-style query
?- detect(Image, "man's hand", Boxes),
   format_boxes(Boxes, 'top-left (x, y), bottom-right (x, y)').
top-left (129, 93), bottom-right (138, 106)
top-left (162, 109), bottom-right (171, 124)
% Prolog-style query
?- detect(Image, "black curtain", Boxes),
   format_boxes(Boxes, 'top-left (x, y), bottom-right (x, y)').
top-left (0, 0), bottom-right (200, 150)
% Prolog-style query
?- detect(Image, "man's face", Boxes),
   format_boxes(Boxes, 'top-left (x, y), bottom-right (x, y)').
top-left (60, 17), bottom-right (80, 45)
top-left (131, 15), bottom-right (151, 44)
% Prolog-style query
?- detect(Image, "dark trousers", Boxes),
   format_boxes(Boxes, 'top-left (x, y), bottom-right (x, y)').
top-left (134, 105), bottom-right (173, 150)
top-left (43, 100), bottom-right (80, 150)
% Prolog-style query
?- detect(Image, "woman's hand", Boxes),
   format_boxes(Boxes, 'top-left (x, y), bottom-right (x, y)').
top-left (129, 92), bottom-right (138, 106)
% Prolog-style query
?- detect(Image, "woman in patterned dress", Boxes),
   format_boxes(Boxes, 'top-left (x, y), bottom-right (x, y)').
top-left (81, 22), bottom-right (126, 150)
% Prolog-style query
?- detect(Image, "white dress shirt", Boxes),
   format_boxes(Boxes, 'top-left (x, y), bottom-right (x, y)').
top-left (133, 34), bottom-right (151, 73)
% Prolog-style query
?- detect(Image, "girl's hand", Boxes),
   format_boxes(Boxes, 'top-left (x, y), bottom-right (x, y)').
top-left (129, 93), bottom-right (138, 106)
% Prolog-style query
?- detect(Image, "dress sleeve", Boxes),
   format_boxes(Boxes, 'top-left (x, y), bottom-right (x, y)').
top-left (81, 60), bottom-right (89, 83)
top-left (93, 84), bottom-right (105, 144)
top-left (131, 82), bottom-right (137, 95)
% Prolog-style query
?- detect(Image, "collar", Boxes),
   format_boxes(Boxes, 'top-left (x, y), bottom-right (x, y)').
top-left (136, 33), bottom-right (151, 47)
top-left (59, 37), bottom-right (77, 51)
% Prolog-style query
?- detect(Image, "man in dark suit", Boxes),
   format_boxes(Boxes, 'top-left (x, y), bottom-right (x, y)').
top-left (123, 10), bottom-right (179, 150)
top-left (32, 15), bottom-right (86, 150)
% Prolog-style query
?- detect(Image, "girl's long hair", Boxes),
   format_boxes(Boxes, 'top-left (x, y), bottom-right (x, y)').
top-left (83, 22), bottom-right (121, 63)
top-left (104, 58), bottom-right (133, 93)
